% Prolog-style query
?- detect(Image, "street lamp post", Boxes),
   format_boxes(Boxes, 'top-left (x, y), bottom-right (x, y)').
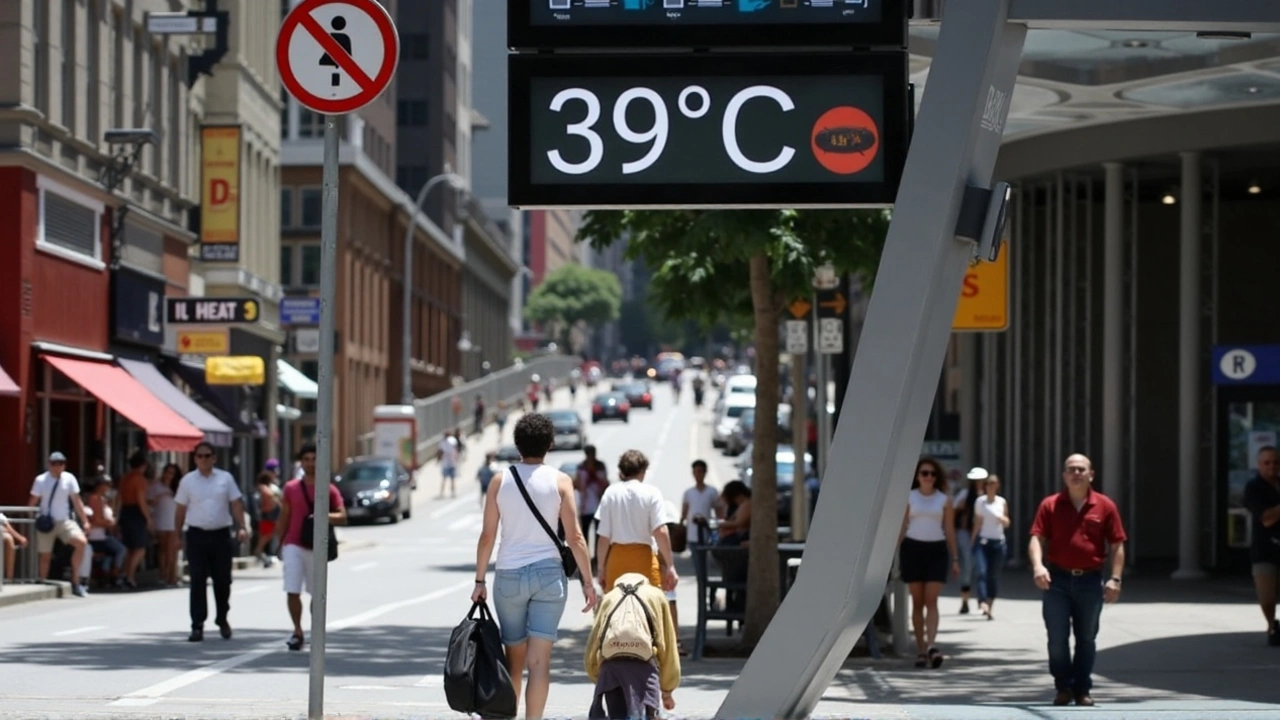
top-left (401, 172), bottom-right (465, 405)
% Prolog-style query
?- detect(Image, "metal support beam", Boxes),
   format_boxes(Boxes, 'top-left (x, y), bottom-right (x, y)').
top-left (717, 1), bottom-right (1027, 716)
top-left (1173, 151), bottom-right (1206, 580)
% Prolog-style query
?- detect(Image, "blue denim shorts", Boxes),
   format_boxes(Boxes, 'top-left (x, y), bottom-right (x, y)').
top-left (493, 558), bottom-right (568, 645)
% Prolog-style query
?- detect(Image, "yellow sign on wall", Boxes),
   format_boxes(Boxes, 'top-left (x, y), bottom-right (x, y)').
top-left (177, 329), bottom-right (230, 355)
top-left (205, 356), bottom-right (265, 386)
top-left (199, 126), bottom-right (242, 263)
top-left (953, 247), bottom-right (1009, 331)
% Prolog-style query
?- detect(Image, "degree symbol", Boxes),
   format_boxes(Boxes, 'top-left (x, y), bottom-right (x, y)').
top-left (678, 86), bottom-right (711, 119)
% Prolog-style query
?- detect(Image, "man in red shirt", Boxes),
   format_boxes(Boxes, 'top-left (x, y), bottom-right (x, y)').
top-left (1028, 453), bottom-right (1127, 708)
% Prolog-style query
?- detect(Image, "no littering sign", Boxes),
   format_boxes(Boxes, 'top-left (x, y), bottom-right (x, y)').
top-left (277, 0), bottom-right (399, 115)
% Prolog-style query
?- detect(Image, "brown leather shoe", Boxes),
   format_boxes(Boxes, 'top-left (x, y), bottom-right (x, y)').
top-left (1053, 691), bottom-right (1073, 706)
top-left (1075, 694), bottom-right (1095, 707)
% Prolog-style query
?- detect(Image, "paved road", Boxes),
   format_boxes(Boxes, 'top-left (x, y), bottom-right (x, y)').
top-left (2, 380), bottom-right (1278, 719)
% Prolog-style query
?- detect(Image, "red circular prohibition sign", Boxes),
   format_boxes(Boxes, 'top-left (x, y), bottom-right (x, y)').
top-left (277, 0), bottom-right (399, 115)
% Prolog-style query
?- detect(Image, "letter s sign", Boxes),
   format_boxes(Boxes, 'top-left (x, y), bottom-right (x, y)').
top-left (961, 273), bottom-right (980, 299)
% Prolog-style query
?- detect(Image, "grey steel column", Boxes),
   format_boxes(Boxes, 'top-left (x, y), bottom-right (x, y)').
top-left (1102, 163), bottom-right (1124, 508)
top-left (717, 2), bottom-right (1027, 716)
top-left (1174, 151), bottom-right (1205, 580)
top-left (308, 115), bottom-right (341, 719)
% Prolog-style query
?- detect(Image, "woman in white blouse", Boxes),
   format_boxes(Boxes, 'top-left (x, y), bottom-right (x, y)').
top-left (970, 473), bottom-right (1011, 620)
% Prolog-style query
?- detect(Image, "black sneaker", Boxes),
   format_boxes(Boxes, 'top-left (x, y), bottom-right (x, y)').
top-left (1269, 620), bottom-right (1280, 647)
top-left (287, 634), bottom-right (304, 651)
top-left (960, 601), bottom-right (970, 615)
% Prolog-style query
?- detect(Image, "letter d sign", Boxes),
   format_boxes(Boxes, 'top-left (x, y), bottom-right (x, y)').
top-left (211, 179), bottom-right (230, 205)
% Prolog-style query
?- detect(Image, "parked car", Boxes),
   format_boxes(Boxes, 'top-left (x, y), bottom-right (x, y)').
top-left (546, 409), bottom-right (587, 450)
top-left (591, 392), bottom-right (631, 423)
top-left (725, 404), bottom-right (793, 456)
top-left (739, 445), bottom-right (816, 525)
top-left (335, 456), bottom-right (413, 524)
top-left (614, 381), bottom-right (653, 410)
top-left (712, 393), bottom-right (756, 448)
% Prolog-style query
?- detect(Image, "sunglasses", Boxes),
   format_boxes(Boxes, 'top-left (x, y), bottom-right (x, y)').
top-left (918, 470), bottom-right (937, 477)
top-left (195, 453), bottom-right (214, 459)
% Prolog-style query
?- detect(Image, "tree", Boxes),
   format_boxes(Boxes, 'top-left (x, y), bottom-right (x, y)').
top-left (524, 264), bottom-right (623, 351)
top-left (579, 208), bottom-right (889, 646)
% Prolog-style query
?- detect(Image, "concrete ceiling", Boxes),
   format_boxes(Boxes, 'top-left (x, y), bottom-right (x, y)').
top-left (908, 28), bottom-right (1280, 143)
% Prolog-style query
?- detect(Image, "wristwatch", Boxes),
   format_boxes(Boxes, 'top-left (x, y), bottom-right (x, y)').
top-left (1107, 576), bottom-right (1122, 585)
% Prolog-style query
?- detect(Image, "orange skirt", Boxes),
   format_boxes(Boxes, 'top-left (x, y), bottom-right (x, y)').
top-left (603, 543), bottom-right (661, 591)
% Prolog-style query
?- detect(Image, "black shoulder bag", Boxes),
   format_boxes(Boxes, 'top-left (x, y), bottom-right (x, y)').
top-left (300, 483), bottom-right (339, 562)
top-left (508, 465), bottom-right (578, 579)
top-left (34, 480), bottom-right (65, 533)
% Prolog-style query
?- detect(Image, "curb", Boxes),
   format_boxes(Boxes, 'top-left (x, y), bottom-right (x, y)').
top-left (0, 581), bottom-right (64, 609)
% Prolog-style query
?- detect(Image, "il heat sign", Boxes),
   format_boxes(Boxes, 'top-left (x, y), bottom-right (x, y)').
top-left (199, 125), bottom-right (243, 263)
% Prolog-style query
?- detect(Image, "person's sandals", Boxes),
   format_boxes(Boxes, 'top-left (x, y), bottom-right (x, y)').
top-left (914, 653), bottom-right (928, 668)
top-left (287, 634), bottom-right (305, 651)
top-left (928, 647), bottom-right (944, 668)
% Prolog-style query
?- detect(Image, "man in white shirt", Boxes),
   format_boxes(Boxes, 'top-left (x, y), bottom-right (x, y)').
top-left (27, 451), bottom-right (91, 597)
top-left (437, 431), bottom-right (460, 498)
top-left (680, 459), bottom-right (722, 546)
top-left (174, 442), bottom-right (249, 642)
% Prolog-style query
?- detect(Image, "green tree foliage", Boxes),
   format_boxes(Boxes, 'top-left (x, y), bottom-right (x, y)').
top-left (579, 208), bottom-right (889, 646)
top-left (523, 264), bottom-right (623, 349)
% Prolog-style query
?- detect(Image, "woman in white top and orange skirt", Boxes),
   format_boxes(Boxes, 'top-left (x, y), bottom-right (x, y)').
top-left (898, 457), bottom-right (960, 668)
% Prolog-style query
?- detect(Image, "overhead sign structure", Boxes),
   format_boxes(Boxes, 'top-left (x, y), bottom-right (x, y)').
top-left (199, 126), bottom-right (242, 262)
top-left (1211, 345), bottom-right (1280, 385)
top-left (277, 0), bottom-right (399, 115)
top-left (166, 297), bottom-right (260, 325)
top-left (281, 296), bottom-right (322, 325)
top-left (177, 329), bottom-right (230, 355)
top-left (510, 0), bottom-right (907, 50)
top-left (953, 247), bottom-right (1009, 331)
top-left (509, 52), bottom-right (909, 209)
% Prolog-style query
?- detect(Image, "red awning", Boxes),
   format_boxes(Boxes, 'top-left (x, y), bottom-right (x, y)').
top-left (0, 363), bottom-right (17, 397)
top-left (42, 355), bottom-right (204, 452)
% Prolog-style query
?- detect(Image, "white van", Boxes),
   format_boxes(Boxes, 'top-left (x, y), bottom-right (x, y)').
top-left (713, 392), bottom-right (757, 448)
top-left (724, 374), bottom-right (757, 395)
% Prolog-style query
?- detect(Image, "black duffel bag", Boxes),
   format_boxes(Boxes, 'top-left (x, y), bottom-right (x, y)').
top-left (444, 601), bottom-right (516, 719)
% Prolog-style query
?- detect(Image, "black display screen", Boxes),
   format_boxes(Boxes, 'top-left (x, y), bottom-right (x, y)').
top-left (533, 0), bottom-right (882, 26)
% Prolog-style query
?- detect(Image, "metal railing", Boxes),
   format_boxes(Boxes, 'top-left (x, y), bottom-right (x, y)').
top-left (0, 506), bottom-right (41, 590)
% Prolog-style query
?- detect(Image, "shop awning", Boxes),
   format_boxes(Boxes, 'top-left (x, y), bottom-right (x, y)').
top-left (276, 404), bottom-right (302, 422)
top-left (42, 355), bottom-right (204, 452)
top-left (0, 363), bottom-right (17, 397)
top-left (277, 359), bottom-right (318, 400)
top-left (117, 358), bottom-right (234, 448)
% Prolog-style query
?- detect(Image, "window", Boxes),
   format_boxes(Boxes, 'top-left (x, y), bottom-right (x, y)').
top-left (280, 244), bottom-right (294, 286)
top-left (151, 42), bottom-right (164, 175)
top-left (280, 187), bottom-right (294, 227)
top-left (299, 188), bottom-right (322, 227)
top-left (61, 0), bottom-right (75, 130)
top-left (397, 166), bottom-right (430, 195)
top-left (36, 175), bottom-right (104, 267)
top-left (169, 58), bottom-right (181, 185)
top-left (86, 0), bottom-right (100, 142)
top-left (300, 244), bottom-right (321, 286)
top-left (132, 24), bottom-right (144, 127)
top-left (111, 7), bottom-right (123, 128)
top-left (399, 33), bottom-right (428, 60)
top-left (397, 99), bottom-right (428, 126)
top-left (34, 0), bottom-right (47, 111)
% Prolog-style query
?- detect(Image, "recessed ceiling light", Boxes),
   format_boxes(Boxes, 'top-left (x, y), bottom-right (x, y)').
top-left (1248, 184), bottom-right (1262, 195)
top-left (1162, 194), bottom-right (1178, 205)
top-left (1122, 39), bottom-right (1149, 48)
top-left (1245, 86), bottom-right (1262, 94)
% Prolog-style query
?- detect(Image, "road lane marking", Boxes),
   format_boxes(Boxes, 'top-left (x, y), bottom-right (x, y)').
top-left (351, 561), bottom-right (378, 572)
top-left (53, 625), bottom-right (106, 637)
top-left (649, 403), bottom-right (678, 475)
top-left (234, 585), bottom-right (267, 596)
top-left (429, 495), bottom-right (474, 519)
top-left (413, 674), bottom-right (442, 687)
top-left (447, 513), bottom-right (481, 532)
top-left (108, 579), bottom-right (473, 706)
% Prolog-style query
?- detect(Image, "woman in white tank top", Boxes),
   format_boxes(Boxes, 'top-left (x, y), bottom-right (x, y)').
top-left (471, 413), bottom-right (598, 720)
top-left (898, 457), bottom-right (959, 669)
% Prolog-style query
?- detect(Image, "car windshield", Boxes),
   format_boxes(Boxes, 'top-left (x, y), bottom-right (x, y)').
top-left (726, 405), bottom-right (748, 418)
top-left (546, 412), bottom-right (579, 426)
top-left (337, 464), bottom-right (392, 483)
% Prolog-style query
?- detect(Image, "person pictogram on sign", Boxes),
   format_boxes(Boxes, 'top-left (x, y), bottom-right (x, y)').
top-left (319, 16), bottom-right (352, 87)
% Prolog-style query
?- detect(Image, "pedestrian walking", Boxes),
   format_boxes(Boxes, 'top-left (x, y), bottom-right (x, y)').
top-left (495, 400), bottom-right (510, 440)
top-left (474, 394), bottom-right (487, 437)
top-left (471, 412), bottom-right (598, 720)
top-left (584, 572), bottom-right (681, 719)
top-left (174, 442), bottom-right (249, 642)
top-left (952, 467), bottom-right (985, 614)
top-left (575, 445), bottom-right (609, 560)
top-left (148, 463), bottom-right (182, 587)
top-left (1242, 445), bottom-right (1280, 645)
top-left (897, 457), bottom-right (960, 669)
top-left (680, 460), bottom-right (721, 546)
top-left (255, 473), bottom-right (281, 567)
top-left (1028, 453), bottom-right (1127, 707)
top-left (116, 451), bottom-right (153, 589)
top-left (273, 443), bottom-right (347, 651)
top-left (28, 451), bottom-right (91, 597)
top-left (477, 452), bottom-right (498, 509)
top-left (970, 473), bottom-right (1010, 620)
top-left (438, 430), bottom-right (460, 498)
top-left (594, 450), bottom-right (679, 593)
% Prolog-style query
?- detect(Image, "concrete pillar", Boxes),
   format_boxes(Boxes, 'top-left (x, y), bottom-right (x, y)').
top-left (1173, 151), bottom-right (1206, 580)
top-left (1101, 163), bottom-right (1124, 507)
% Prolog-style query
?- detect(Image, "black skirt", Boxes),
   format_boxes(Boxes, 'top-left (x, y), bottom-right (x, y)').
top-left (118, 505), bottom-right (150, 550)
top-left (900, 537), bottom-right (948, 584)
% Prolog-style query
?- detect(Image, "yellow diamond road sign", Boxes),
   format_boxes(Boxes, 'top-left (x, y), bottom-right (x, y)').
top-left (177, 329), bottom-right (230, 355)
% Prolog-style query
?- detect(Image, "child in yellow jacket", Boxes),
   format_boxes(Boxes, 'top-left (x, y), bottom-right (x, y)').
top-left (584, 572), bottom-right (681, 718)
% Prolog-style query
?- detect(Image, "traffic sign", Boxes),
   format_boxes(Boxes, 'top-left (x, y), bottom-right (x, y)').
top-left (787, 297), bottom-right (812, 320)
top-left (816, 289), bottom-right (847, 319)
top-left (177, 329), bottom-right (230, 355)
top-left (953, 247), bottom-right (1009, 331)
top-left (281, 296), bottom-right (322, 325)
top-left (277, 0), bottom-right (398, 115)
top-left (785, 320), bottom-right (808, 354)
top-left (818, 318), bottom-right (843, 355)
top-left (509, 52), bottom-right (909, 209)
top-left (166, 297), bottom-right (259, 325)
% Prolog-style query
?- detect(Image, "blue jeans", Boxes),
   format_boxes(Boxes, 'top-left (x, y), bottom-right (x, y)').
top-left (90, 537), bottom-right (127, 571)
top-left (1042, 568), bottom-right (1104, 694)
top-left (493, 557), bottom-right (568, 645)
top-left (972, 538), bottom-right (1006, 604)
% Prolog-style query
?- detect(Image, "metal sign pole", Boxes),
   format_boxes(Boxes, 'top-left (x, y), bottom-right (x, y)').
top-left (308, 114), bottom-right (340, 720)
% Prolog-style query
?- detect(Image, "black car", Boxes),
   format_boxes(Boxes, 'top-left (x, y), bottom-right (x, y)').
top-left (613, 381), bottom-right (653, 410)
top-left (335, 457), bottom-right (413, 524)
top-left (546, 410), bottom-right (587, 450)
top-left (592, 392), bottom-right (631, 423)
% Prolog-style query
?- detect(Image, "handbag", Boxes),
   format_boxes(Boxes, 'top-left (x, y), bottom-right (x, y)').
top-left (300, 483), bottom-right (339, 562)
top-left (443, 601), bottom-right (517, 719)
top-left (34, 479), bottom-right (64, 533)
top-left (508, 465), bottom-right (578, 579)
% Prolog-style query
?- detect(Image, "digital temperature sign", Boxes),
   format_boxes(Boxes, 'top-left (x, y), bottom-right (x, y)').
top-left (509, 52), bottom-right (909, 208)
top-left (508, 0), bottom-right (907, 49)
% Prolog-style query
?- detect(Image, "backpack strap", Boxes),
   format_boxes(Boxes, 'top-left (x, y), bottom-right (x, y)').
top-left (601, 582), bottom-right (658, 652)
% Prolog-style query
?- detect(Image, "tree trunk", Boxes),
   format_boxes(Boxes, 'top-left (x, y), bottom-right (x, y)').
top-left (741, 252), bottom-right (782, 646)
